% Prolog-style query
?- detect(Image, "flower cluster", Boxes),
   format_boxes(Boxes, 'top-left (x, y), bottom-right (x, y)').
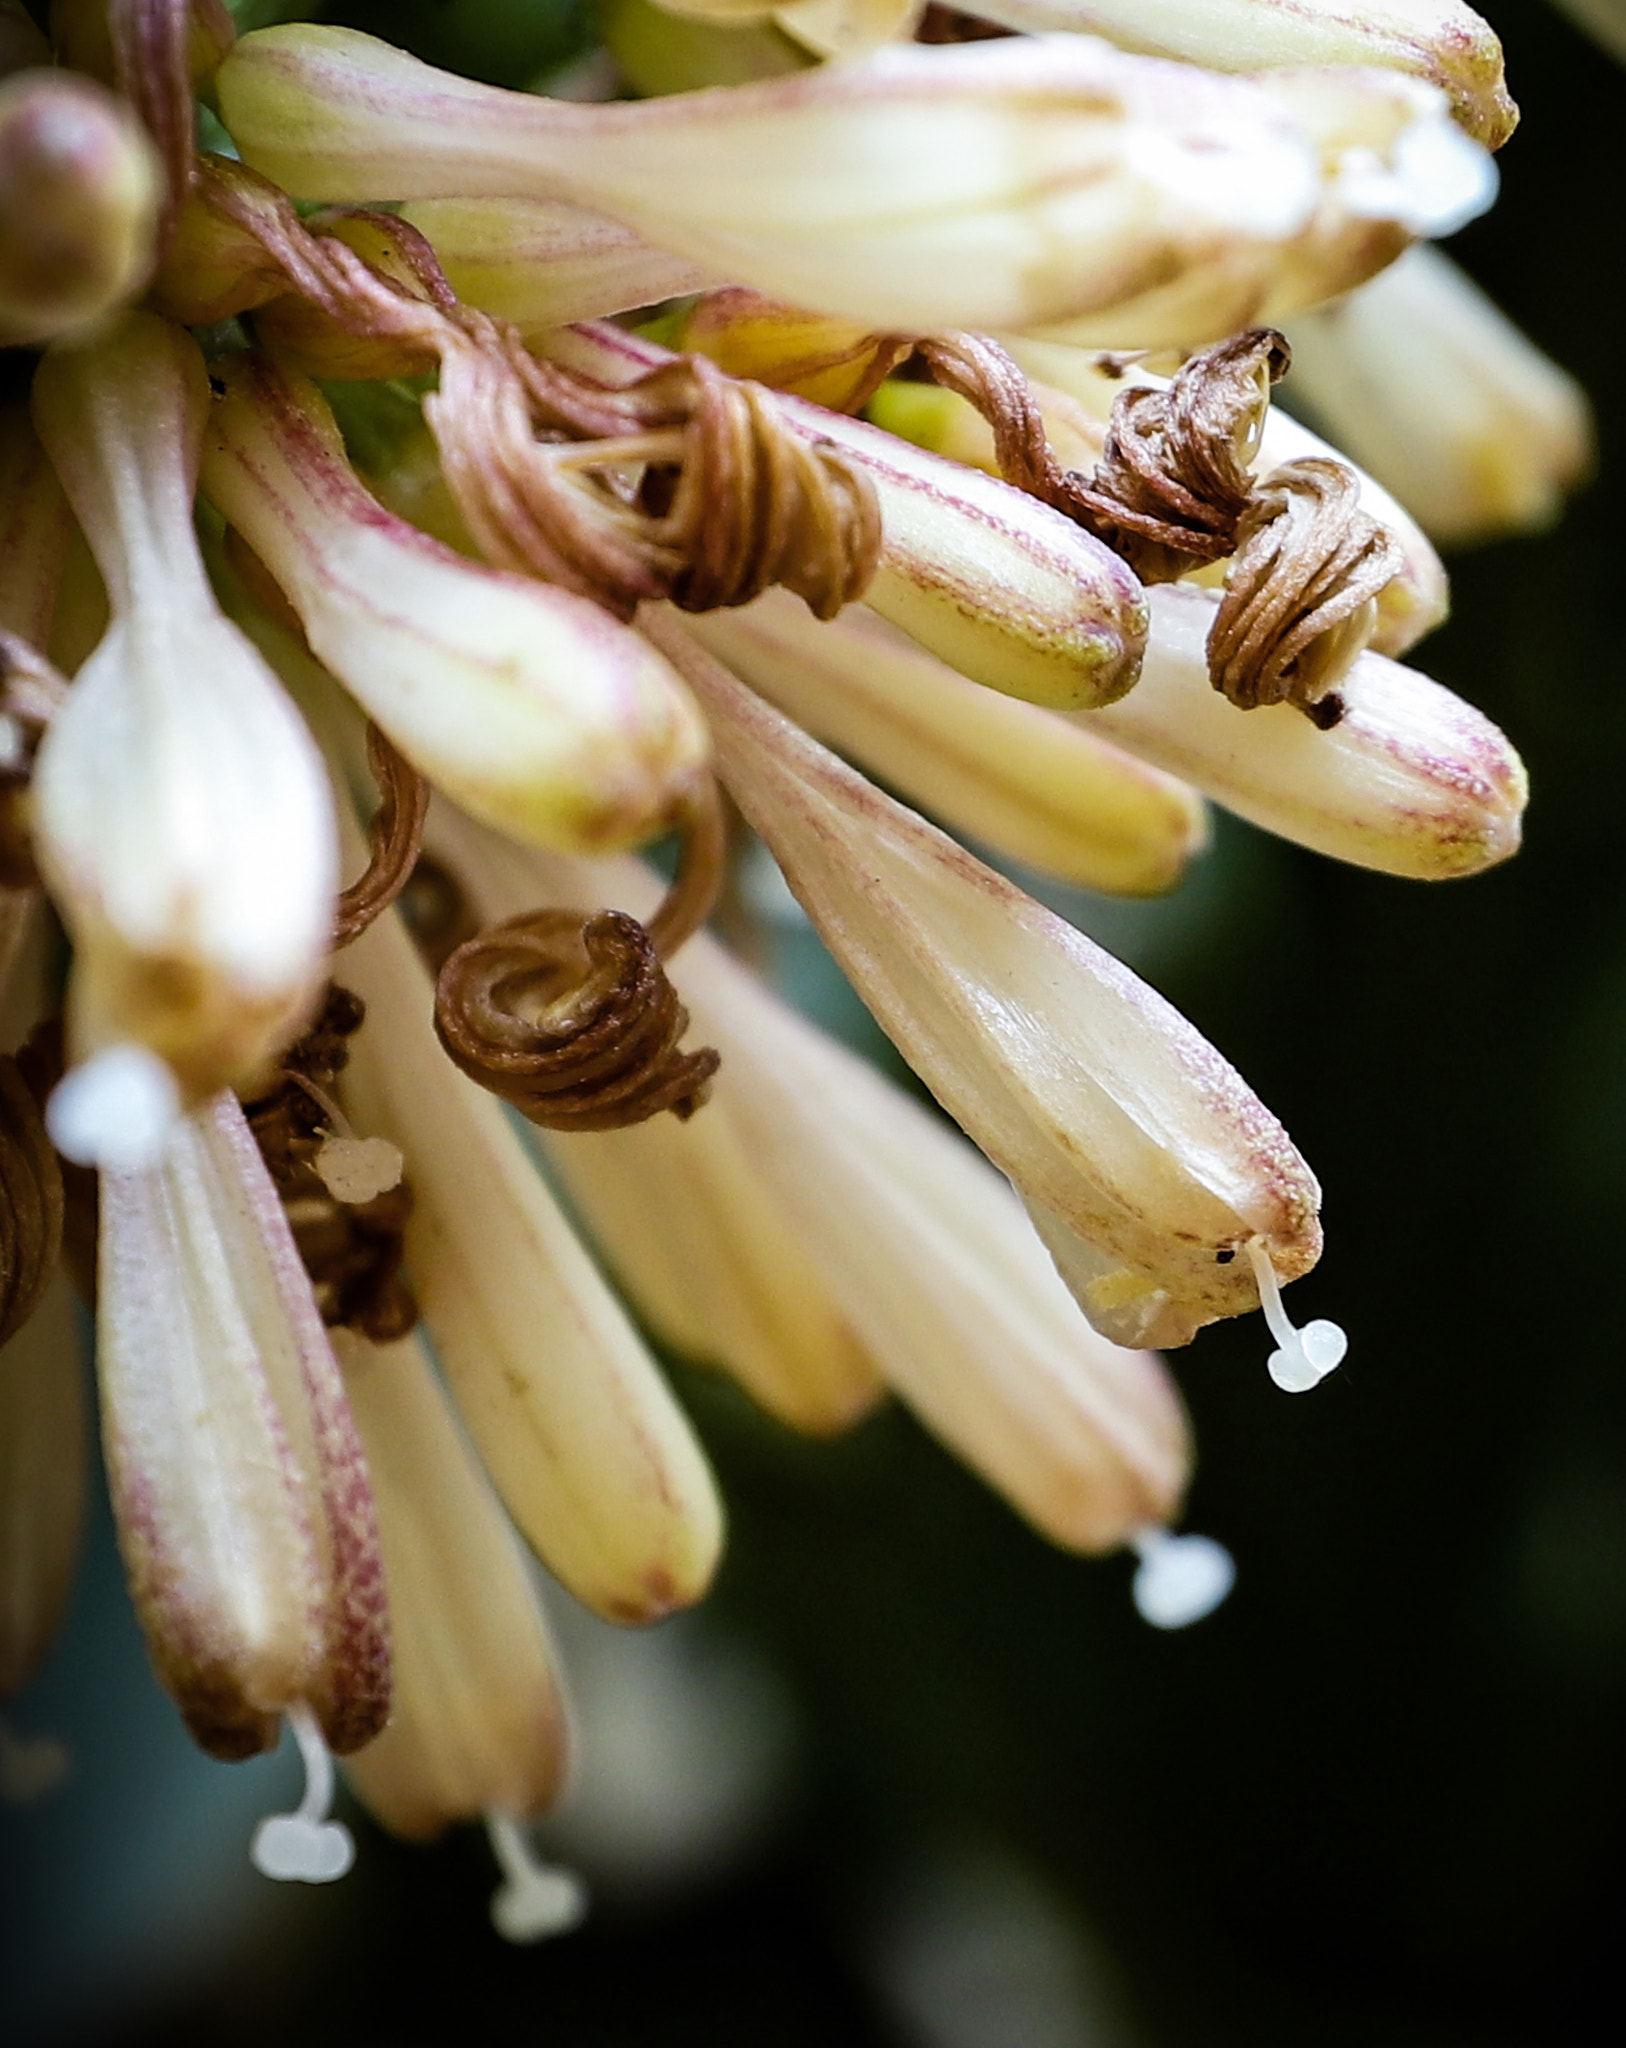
top-left (0, 0), bottom-right (1585, 1938)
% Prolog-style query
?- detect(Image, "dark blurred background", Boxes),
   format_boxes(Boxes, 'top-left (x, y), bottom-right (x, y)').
top-left (4, 2), bottom-right (1623, 2043)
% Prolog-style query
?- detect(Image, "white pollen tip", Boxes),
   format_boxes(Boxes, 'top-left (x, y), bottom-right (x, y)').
top-left (252, 1702), bottom-right (354, 1885)
top-left (1130, 1528), bottom-right (1236, 1630)
top-left (485, 1812), bottom-right (588, 1944)
top-left (314, 1134), bottom-right (404, 1204)
top-left (251, 1813), bottom-right (356, 1884)
top-left (46, 1045), bottom-right (180, 1170)
top-left (1247, 1239), bottom-right (1348, 1394)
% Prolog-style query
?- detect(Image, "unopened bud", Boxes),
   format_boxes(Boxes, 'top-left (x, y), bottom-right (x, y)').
top-left (646, 612), bottom-right (1323, 1351)
top-left (97, 1092), bottom-right (389, 1760)
top-left (0, 71), bottom-right (162, 347)
top-left (971, 0), bottom-right (1515, 148)
top-left (201, 352), bottom-right (711, 856)
top-left (218, 26), bottom-right (1494, 348)
top-left (30, 314), bottom-right (337, 1106)
top-left (1282, 244), bottom-right (1594, 547)
top-left (1080, 582), bottom-right (1525, 879)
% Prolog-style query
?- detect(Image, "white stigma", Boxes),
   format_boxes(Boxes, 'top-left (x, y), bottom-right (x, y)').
top-left (250, 1701), bottom-right (355, 1885)
top-left (1246, 1238), bottom-right (1347, 1394)
top-left (485, 1812), bottom-right (588, 1944)
top-left (46, 1044), bottom-right (181, 1171)
top-left (1130, 1526), bottom-right (1236, 1629)
top-left (1335, 116), bottom-right (1498, 239)
top-left (0, 1713), bottom-right (71, 1804)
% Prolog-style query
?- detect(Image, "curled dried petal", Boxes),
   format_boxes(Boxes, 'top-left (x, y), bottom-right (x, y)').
top-left (1209, 458), bottom-right (1404, 717)
top-left (331, 724), bottom-right (428, 951)
top-left (433, 785), bottom-right (725, 1133)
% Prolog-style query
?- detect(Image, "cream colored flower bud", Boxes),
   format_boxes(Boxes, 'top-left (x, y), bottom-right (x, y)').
top-left (201, 352), bottom-right (709, 855)
top-left (1281, 244), bottom-right (1594, 547)
top-left (399, 197), bottom-right (716, 336)
top-left (30, 315), bottom-right (337, 1110)
top-left (339, 1331), bottom-right (571, 1842)
top-left (97, 1092), bottom-right (390, 1760)
top-left (0, 70), bottom-right (162, 348)
top-left (553, 323), bottom-right (1149, 711)
top-left (432, 803), bottom-right (1189, 1550)
top-left (684, 590), bottom-right (1206, 894)
top-left (646, 613), bottom-right (1323, 1349)
top-left (971, 0), bottom-right (1515, 148)
top-left (331, 819), bottom-right (723, 1623)
top-left (1078, 582), bottom-right (1525, 879)
top-left (218, 27), bottom-right (1492, 346)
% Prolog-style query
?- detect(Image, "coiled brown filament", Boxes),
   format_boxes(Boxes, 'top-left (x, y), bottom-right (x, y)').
top-left (331, 722), bottom-right (430, 950)
top-left (434, 778), bottom-right (725, 1133)
top-left (0, 1038), bottom-right (64, 1347)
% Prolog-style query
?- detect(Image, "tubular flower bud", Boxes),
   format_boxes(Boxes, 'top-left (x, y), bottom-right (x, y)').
top-left (644, 612), bottom-right (1324, 1349)
top-left (0, 69), bottom-right (162, 347)
top-left (549, 322), bottom-right (1149, 711)
top-left (399, 197), bottom-right (717, 337)
top-left (968, 0), bottom-right (1516, 149)
top-left (338, 1330), bottom-right (572, 1844)
top-left (433, 802), bottom-right (1191, 1551)
top-left (1281, 243), bottom-right (1594, 546)
top-left (217, 27), bottom-right (1493, 346)
top-left (329, 801), bottom-right (724, 1623)
top-left (29, 314), bottom-right (337, 1114)
top-left (96, 1090), bottom-right (389, 1760)
top-left (199, 352), bottom-right (711, 856)
top-left (1080, 582), bottom-right (1525, 879)
top-left (683, 588), bottom-right (1207, 894)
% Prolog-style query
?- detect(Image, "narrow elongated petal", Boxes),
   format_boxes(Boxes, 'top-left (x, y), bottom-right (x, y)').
top-left (986, 332), bottom-right (1447, 657)
top-left (201, 351), bottom-right (709, 855)
top-left (432, 805), bottom-right (1189, 1548)
top-left (334, 848), bottom-right (723, 1622)
top-left (339, 1331), bottom-right (571, 1842)
top-left (0, 1275), bottom-right (85, 1699)
top-left (30, 315), bottom-right (336, 1103)
top-left (683, 590), bottom-right (1206, 894)
top-left (422, 805), bottom-right (882, 1437)
top-left (1281, 244), bottom-right (1594, 546)
top-left (550, 323), bottom-right (1149, 711)
top-left (1080, 582), bottom-right (1526, 879)
top-left (643, 613), bottom-right (1322, 1346)
top-left (218, 27), bottom-right (1491, 345)
top-left (98, 1092), bottom-right (389, 1759)
top-left (0, 69), bottom-right (161, 347)
top-left (971, 0), bottom-right (1515, 148)
top-left (399, 197), bottom-right (716, 335)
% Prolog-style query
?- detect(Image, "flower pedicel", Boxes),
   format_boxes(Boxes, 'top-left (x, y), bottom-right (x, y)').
top-left (0, 0), bottom-right (1558, 1936)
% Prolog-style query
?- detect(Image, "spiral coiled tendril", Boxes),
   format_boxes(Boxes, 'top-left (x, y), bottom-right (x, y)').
top-left (187, 160), bottom-right (881, 625)
top-left (433, 782), bottom-right (724, 1134)
top-left (331, 723), bottom-right (430, 950)
top-left (0, 1046), bottom-right (63, 1348)
top-left (1208, 459), bottom-right (1403, 721)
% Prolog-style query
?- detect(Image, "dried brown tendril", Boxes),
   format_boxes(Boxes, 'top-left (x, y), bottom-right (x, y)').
top-left (919, 328), bottom-right (1288, 583)
top-left (0, 1043), bottom-right (64, 1347)
top-left (331, 723), bottom-right (430, 950)
top-left (435, 779), bottom-right (724, 1133)
top-left (241, 985), bottom-right (418, 1342)
top-left (1208, 459), bottom-right (1404, 724)
top-left (190, 159), bottom-right (881, 623)
top-left (0, 631), bottom-right (68, 890)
